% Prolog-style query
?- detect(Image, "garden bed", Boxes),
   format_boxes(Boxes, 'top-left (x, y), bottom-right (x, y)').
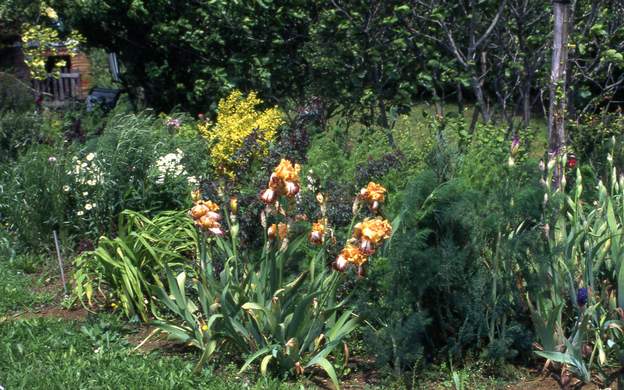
top-left (2, 257), bottom-right (595, 390)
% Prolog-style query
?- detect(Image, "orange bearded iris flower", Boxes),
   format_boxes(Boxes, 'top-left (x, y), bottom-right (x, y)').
top-left (274, 159), bottom-right (301, 183)
top-left (260, 187), bottom-right (278, 203)
top-left (309, 218), bottom-right (327, 245)
top-left (197, 215), bottom-right (224, 236)
top-left (333, 244), bottom-right (368, 272)
top-left (268, 223), bottom-right (289, 240)
top-left (190, 203), bottom-right (209, 219)
top-left (353, 217), bottom-right (392, 254)
top-left (190, 200), bottom-right (224, 236)
top-left (260, 159), bottom-right (301, 203)
top-left (359, 182), bottom-right (387, 211)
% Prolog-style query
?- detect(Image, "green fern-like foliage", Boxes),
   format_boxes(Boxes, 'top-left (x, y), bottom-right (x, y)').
top-left (357, 155), bottom-right (543, 372)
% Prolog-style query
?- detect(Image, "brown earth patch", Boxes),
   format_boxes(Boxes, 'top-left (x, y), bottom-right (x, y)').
top-left (125, 324), bottom-right (185, 353)
top-left (304, 355), bottom-right (381, 390)
top-left (8, 306), bottom-right (89, 321)
top-left (505, 376), bottom-right (602, 390)
top-left (342, 356), bottom-right (382, 389)
top-left (2, 262), bottom-right (91, 322)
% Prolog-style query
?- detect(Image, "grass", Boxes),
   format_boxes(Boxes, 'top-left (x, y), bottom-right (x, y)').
top-left (0, 255), bottom-right (524, 390)
top-left (0, 255), bottom-right (55, 314)
top-left (0, 311), bottom-right (539, 390)
top-left (323, 102), bottom-right (549, 173)
top-left (0, 314), bottom-right (528, 390)
top-left (0, 317), bottom-right (301, 389)
top-left (401, 103), bottom-right (549, 158)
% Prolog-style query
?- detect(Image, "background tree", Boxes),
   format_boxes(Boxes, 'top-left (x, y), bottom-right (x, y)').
top-left (408, 0), bottom-right (508, 130)
top-left (51, 0), bottom-right (624, 148)
top-left (0, 0), bottom-right (42, 41)
top-left (54, 0), bottom-right (317, 112)
top-left (493, 0), bottom-right (549, 131)
top-left (548, 0), bottom-right (572, 154)
top-left (1, 1), bottom-right (83, 81)
top-left (305, 1), bottom-right (417, 145)
top-left (567, 0), bottom-right (624, 117)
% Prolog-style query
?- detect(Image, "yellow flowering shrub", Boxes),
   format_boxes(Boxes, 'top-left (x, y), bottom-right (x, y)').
top-left (199, 90), bottom-right (284, 177)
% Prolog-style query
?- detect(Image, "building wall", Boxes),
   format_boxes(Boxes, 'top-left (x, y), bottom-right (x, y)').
top-left (70, 52), bottom-right (91, 99)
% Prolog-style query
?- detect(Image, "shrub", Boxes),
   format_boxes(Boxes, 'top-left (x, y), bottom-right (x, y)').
top-left (0, 111), bottom-right (211, 252)
top-left (0, 73), bottom-right (34, 112)
top-left (305, 112), bottom-right (434, 228)
top-left (199, 90), bottom-right (284, 178)
top-left (0, 110), bottom-right (64, 162)
top-left (72, 112), bottom-right (211, 239)
top-left (569, 111), bottom-right (624, 172)
top-left (352, 119), bottom-right (543, 373)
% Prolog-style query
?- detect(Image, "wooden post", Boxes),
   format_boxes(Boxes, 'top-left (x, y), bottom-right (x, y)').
top-left (548, 0), bottom-right (571, 155)
top-left (58, 77), bottom-right (65, 101)
top-left (71, 77), bottom-right (77, 98)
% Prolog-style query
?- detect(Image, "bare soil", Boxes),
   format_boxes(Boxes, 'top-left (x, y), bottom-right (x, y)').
top-left (9, 305), bottom-right (89, 321)
top-left (125, 324), bottom-right (185, 353)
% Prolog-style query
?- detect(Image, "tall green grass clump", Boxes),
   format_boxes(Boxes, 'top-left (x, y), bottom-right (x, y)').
top-left (0, 111), bottom-right (210, 252)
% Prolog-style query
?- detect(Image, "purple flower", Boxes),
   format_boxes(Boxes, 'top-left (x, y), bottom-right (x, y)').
top-left (166, 118), bottom-right (181, 128)
top-left (577, 287), bottom-right (588, 306)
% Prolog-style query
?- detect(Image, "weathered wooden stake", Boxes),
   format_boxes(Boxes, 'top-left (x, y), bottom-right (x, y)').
top-left (53, 230), bottom-right (68, 295)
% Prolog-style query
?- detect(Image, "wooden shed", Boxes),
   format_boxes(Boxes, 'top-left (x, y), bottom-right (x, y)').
top-left (31, 46), bottom-right (92, 104)
top-left (0, 41), bottom-right (92, 105)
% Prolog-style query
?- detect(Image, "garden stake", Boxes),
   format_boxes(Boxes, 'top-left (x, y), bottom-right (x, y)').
top-left (53, 230), bottom-right (68, 295)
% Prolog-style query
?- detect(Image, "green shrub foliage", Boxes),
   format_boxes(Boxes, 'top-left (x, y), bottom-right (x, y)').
top-left (354, 122), bottom-right (543, 372)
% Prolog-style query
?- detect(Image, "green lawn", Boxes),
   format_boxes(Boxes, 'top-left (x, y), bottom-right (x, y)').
top-left (0, 256), bottom-right (54, 314)
top-left (0, 317), bottom-right (301, 389)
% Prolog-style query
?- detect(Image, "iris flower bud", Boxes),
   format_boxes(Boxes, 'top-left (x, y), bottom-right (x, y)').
top-left (577, 287), bottom-right (588, 306)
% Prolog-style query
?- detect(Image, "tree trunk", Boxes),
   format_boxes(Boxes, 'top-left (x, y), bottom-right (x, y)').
top-left (523, 83), bottom-right (531, 128)
top-left (378, 98), bottom-right (397, 149)
top-left (457, 82), bottom-right (464, 114)
top-left (480, 51), bottom-right (491, 123)
top-left (548, 0), bottom-right (571, 154)
top-left (431, 82), bottom-right (445, 119)
top-left (472, 75), bottom-right (490, 125)
top-left (469, 102), bottom-right (481, 134)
